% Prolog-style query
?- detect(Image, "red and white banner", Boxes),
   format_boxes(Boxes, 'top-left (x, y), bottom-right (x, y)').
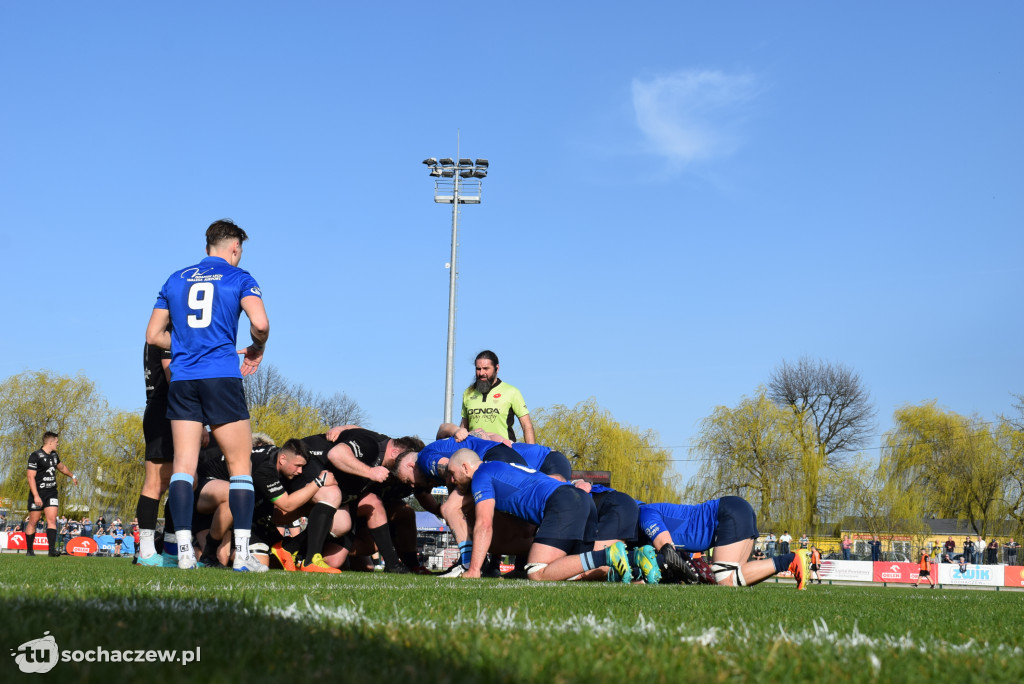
top-left (873, 561), bottom-right (922, 584)
top-left (937, 563), bottom-right (1004, 587)
top-left (1, 531), bottom-right (49, 552)
top-left (66, 536), bottom-right (98, 556)
top-left (818, 559), bottom-right (873, 582)
top-left (1003, 566), bottom-right (1024, 588)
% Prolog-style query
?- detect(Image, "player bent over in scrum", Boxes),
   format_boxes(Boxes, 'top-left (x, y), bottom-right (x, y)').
top-left (194, 438), bottom-right (335, 569)
top-left (639, 497), bottom-right (809, 589)
top-left (448, 449), bottom-right (632, 582)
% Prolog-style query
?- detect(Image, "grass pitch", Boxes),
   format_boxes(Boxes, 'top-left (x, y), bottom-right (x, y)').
top-left (2, 556), bottom-right (1022, 683)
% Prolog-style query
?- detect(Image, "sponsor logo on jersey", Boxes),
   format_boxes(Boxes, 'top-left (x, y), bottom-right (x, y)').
top-left (493, 393), bottom-right (502, 399)
top-left (467, 408), bottom-right (501, 416)
top-left (180, 268), bottom-right (223, 282)
top-left (250, 287), bottom-right (261, 296)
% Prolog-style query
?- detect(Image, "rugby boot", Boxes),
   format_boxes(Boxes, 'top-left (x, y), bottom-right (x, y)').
top-left (632, 545), bottom-right (662, 584)
top-left (607, 541), bottom-right (633, 584)
top-left (233, 554), bottom-right (269, 573)
top-left (270, 542), bottom-right (298, 571)
top-left (438, 563), bottom-right (466, 578)
top-left (384, 562), bottom-right (412, 574)
top-left (789, 549), bottom-right (809, 590)
top-left (136, 553), bottom-right (169, 568)
top-left (301, 553), bottom-right (341, 574)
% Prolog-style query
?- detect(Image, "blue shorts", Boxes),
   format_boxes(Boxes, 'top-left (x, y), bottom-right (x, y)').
top-left (540, 451), bottom-right (572, 480)
top-left (167, 378), bottom-right (249, 425)
top-left (592, 490), bottom-right (639, 543)
top-left (534, 486), bottom-right (597, 553)
top-left (480, 443), bottom-right (528, 467)
top-left (711, 496), bottom-right (758, 547)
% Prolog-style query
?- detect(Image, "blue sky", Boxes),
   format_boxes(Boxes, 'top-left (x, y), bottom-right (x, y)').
top-left (1, 3), bottom-right (1021, 483)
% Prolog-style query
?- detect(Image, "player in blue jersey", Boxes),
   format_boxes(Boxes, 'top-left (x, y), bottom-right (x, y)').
top-left (448, 450), bottom-right (632, 582)
top-left (145, 219), bottom-right (269, 572)
top-left (638, 497), bottom-right (807, 589)
top-left (394, 434), bottom-right (544, 576)
top-left (437, 423), bottom-right (572, 480)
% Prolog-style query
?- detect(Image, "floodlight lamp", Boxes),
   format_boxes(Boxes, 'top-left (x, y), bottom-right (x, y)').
top-left (439, 158), bottom-right (454, 166)
top-left (473, 169), bottom-right (487, 178)
top-left (429, 168), bottom-right (442, 177)
top-left (441, 169), bottom-right (455, 177)
top-left (458, 158), bottom-right (472, 166)
top-left (475, 159), bottom-right (488, 168)
top-left (423, 157), bottom-right (437, 166)
top-left (459, 169), bottom-right (474, 178)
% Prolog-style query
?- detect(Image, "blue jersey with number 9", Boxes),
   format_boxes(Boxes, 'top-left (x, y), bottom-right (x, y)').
top-left (154, 256), bottom-right (262, 381)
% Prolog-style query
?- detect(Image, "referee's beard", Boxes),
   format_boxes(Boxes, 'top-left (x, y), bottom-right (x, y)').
top-left (474, 378), bottom-right (496, 395)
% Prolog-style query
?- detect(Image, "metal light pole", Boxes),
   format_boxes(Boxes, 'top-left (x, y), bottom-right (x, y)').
top-left (423, 145), bottom-right (488, 423)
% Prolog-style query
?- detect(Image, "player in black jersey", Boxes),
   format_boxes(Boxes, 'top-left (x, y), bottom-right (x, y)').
top-left (194, 437), bottom-right (333, 570)
top-left (290, 427), bottom-right (425, 573)
top-left (26, 432), bottom-right (77, 557)
top-left (135, 343), bottom-right (179, 567)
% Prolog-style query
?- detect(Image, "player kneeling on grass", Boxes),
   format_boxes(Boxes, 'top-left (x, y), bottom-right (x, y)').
top-left (639, 497), bottom-right (810, 590)
top-left (448, 449), bottom-right (632, 582)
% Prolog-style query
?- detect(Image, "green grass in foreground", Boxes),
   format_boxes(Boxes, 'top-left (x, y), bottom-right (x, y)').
top-left (1, 556), bottom-right (1022, 683)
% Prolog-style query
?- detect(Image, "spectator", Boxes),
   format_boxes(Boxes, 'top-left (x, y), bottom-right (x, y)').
top-left (764, 532), bottom-right (776, 558)
top-left (987, 539), bottom-right (999, 565)
top-left (752, 548), bottom-right (766, 561)
top-left (977, 537), bottom-right (986, 564)
top-left (1006, 538), bottom-right (1019, 565)
top-left (963, 537), bottom-right (975, 565)
top-left (82, 516), bottom-right (93, 537)
top-left (841, 535), bottom-right (852, 561)
top-left (870, 536), bottom-right (882, 562)
top-left (779, 531), bottom-right (792, 555)
top-left (798, 533), bottom-right (810, 549)
top-left (944, 536), bottom-right (956, 558)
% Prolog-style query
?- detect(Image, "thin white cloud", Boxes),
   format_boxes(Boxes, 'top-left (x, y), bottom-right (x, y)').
top-left (632, 69), bottom-right (759, 164)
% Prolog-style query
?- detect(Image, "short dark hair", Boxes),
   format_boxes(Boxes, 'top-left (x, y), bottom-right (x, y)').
top-left (206, 219), bottom-right (248, 249)
top-left (43, 431), bottom-right (59, 443)
top-left (279, 438), bottom-right (309, 463)
top-left (393, 436), bottom-right (425, 454)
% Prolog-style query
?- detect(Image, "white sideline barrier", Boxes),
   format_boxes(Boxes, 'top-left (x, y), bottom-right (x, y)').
top-left (937, 563), bottom-right (1004, 587)
top-left (818, 559), bottom-right (873, 582)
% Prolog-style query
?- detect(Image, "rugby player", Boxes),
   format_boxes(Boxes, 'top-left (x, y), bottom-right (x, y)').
top-left (638, 498), bottom-right (809, 589)
top-left (572, 480), bottom-right (660, 584)
top-left (394, 434), bottom-right (546, 576)
top-left (25, 431), bottom-right (77, 557)
top-left (289, 428), bottom-right (425, 573)
top-left (146, 219), bottom-right (269, 571)
top-left (194, 437), bottom-right (335, 571)
top-left (448, 449), bottom-right (632, 582)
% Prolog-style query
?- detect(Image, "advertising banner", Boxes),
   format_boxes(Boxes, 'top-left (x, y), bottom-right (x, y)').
top-left (66, 536), bottom-right (98, 556)
top-left (818, 559), bottom-right (873, 582)
top-left (2, 531), bottom-right (50, 552)
top-left (873, 561), bottom-right (921, 584)
top-left (93, 535), bottom-right (135, 555)
top-left (937, 563), bottom-right (1004, 587)
top-left (1003, 566), bottom-right (1024, 588)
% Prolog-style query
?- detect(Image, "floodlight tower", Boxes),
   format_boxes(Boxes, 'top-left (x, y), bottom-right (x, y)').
top-left (422, 145), bottom-right (488, 423)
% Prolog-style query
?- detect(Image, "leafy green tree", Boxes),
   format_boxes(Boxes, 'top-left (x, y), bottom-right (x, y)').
top-left (686, 389), bottom-right (801, 530)
top-left (0, 371), bottom-right (106, 512)
top-left (880, 401), bottom-right (1014, 539)
top-left (532, 397), bottom-right (680, 503)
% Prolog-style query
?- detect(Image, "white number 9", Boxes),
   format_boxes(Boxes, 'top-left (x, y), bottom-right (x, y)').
top-left (187, 282), bottom-right (214, 328)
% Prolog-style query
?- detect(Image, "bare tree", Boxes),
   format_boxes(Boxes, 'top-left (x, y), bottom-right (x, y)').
top-left (767, 356), bottom-right (876, 458)
top-left (244, 365), bottom-right (369, 428)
